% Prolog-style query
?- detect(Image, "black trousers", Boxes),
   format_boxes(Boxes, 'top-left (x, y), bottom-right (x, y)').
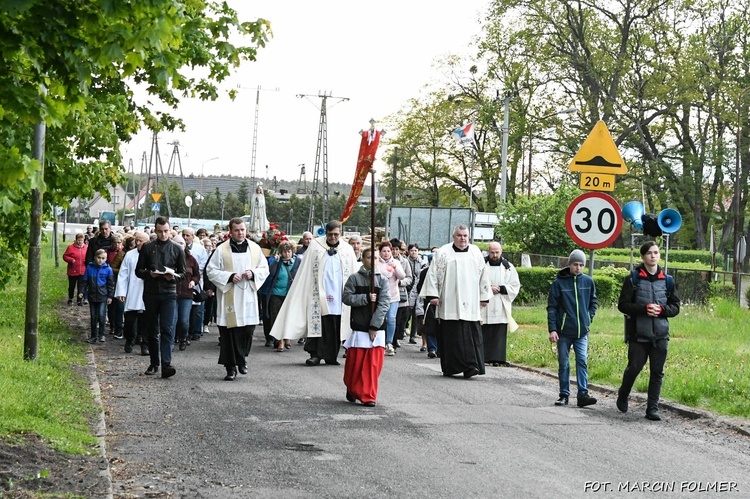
top-left (304, 315), bottom-right (341, 362)
top-left (67, 275), bottom-right (83, 302)
top-left (123, 310), bottom-right (144, 342)
top-left (619, 339), bottom-right (668, 408)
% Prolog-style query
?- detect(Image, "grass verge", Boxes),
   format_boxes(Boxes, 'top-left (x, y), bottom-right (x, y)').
top-left (0, 247), bottom-right (99, 454)
top-left (511, 300), bottom-right (750, 418)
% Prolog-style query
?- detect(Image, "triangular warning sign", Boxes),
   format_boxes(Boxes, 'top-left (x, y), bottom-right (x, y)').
top-left (568, 120), bottom-right (627, 174)
top-left (151, 192), bottom-right (162, 202)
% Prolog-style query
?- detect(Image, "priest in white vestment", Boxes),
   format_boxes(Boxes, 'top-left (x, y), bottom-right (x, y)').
top-left (206, 218), bottom-right (269, 381)
top-left (482, 241), bottom-right (521, 366)
top-left (270, 220), bottom-right (358, 366)
top-left (419, 224), bottom-right (491, 378)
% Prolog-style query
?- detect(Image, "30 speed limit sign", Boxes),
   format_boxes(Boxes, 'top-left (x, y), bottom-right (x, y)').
top-left (565, 192), bottom-right (622, 249)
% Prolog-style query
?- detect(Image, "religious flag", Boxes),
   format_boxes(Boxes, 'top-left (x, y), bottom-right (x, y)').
top-left (341, 126), bottom-right (382, 223)
top-left (452, 122), bottom-right (474, 146)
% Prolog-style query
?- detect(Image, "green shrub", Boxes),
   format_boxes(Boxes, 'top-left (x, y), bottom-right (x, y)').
top-left (516, 266), bottom-right (621, 306)
top-left (709, 282), bottom-right (736, 301)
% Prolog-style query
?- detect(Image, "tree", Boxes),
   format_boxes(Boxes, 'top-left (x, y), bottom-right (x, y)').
top-left (0, 0), bottom-right (271, 285)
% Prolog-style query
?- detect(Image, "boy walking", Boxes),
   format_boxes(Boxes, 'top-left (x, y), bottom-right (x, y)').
top-left (616, 241), bottom-right (681, 421)
top-left (342, 247), bottom-right (390, 406)
top-left (80, 249), bottom-right (115, 343)
top-left (547, 249), bottom-right (598, 407)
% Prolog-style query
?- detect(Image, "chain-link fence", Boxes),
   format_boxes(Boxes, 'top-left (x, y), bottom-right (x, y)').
top-left (504, 251), bottom-right (749, 307)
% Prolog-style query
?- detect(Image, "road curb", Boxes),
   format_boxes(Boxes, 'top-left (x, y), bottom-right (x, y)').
top-left (85, 346), bottom-right (114, 499)
top-left (510, 362), bottom-right (750, 438)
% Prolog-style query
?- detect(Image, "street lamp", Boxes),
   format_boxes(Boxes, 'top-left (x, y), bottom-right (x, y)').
top-left (526, 106), bottom-right (576, 197)
top-left (734, 87), bottom-right (750, 283)
top-left (200, 156), bottom-right (219, 197)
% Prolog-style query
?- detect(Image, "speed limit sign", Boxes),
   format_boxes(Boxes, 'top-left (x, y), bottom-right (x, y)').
top-left (565, 192), bottom-right (622, 249)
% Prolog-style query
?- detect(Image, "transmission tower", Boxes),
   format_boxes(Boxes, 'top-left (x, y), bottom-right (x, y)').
top-left (122, 158), bottom-right (137, 226)
top-left (166, 140), bottom-right (186, 194)
top-left (296, 91), bottom-right (349, 230)
top-left (140, 132), bottom-right (173, 221)
top-left (296, 163), bottom-right (308, 194)
top-left (238, 85), bottom-right (279, 187)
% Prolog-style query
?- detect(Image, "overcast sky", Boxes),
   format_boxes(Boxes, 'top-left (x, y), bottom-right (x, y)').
top-left (121, 0), bottom-right (489, 187)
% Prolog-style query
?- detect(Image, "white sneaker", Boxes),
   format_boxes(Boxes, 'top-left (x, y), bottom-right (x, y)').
top-left (385, 344), bottom-right (395, 356)
top-left (203, 325), bottom-right (209, 333)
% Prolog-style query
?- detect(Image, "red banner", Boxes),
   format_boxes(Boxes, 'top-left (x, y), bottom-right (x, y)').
top-left (341, 128), bottom-right (381, 223)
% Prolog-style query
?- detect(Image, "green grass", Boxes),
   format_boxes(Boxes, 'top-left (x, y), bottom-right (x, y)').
top-left (511, 301), bottom-right (750, 418)
top-left (0, 249), bottom-right (99, 454)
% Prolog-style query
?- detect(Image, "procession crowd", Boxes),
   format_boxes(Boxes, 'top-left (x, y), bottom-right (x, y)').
top-left (64, 216), bottom-right (679, 419)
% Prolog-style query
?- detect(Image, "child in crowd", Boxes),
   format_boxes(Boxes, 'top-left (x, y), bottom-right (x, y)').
top-left (80, 249), bottom-right (115, 343)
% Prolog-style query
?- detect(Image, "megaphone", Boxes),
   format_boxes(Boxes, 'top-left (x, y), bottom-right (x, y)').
top-left (315, 226), bottom-right (326, 237)
top-left (622, 201), bottom-right (645, 229)
top-left (657, 208), bottom-right (682, 234)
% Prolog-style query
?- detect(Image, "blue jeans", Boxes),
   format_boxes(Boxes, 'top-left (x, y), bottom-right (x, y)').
top-left (89, 301), bottom-right (107, 339)
top-left (143, 293), bottom-right (177, 367)
top-left (191, 302), bottom-right (204, 338)
top-left (385, 301), bottom-right (398, 344)
top-left (176, 298), bottom-right (193, 342)
top-left (556, 335), bottom-right (589, 397)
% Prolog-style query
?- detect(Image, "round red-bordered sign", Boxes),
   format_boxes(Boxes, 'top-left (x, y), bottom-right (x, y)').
top-left (565, 192), bottom-right (622, 249)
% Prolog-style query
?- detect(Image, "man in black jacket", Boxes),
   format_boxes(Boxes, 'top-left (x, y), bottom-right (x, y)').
top-left (616, 241), bottom-right (681, 421)
top-left (135, 216), bottom-right (186, 378)
top-left (85, 220), bottom-right (113, 265)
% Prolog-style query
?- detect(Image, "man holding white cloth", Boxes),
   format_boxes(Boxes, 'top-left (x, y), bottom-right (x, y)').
top-left (206, 218), bottom-right (269, 381)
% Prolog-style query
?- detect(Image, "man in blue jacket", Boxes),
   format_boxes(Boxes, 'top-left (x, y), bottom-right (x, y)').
top-left (547, 249), bottom-right (598, 407)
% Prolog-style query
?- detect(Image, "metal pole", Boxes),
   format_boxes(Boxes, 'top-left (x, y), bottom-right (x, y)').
top-left (664, 233), bottom-right (670, 273)
top-left (500, 94), bottom-right (511, 202)
top-left (391, 147), bottom-right (398, 206)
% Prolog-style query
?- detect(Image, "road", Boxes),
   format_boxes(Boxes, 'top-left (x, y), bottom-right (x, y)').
top-left (92, 326), bottom-right (750, 498)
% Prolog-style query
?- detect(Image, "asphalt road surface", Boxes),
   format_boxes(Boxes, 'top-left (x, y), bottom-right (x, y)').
top-left (92, 326), bottom-right (750, 498)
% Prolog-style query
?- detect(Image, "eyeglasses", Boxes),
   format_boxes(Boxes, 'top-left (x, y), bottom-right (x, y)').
top-left (326, 232), bottom-right (341, 237)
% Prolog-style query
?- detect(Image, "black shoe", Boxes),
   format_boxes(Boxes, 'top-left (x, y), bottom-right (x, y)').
top-left (178, 340), bottom-right (187, 351)
top-left (191, 335), bottom-right (201, 341)
top-left (427, 350), bottom-right (437, 359)
top-left (238, 365), bottom-right (248, 375)
top-left (555, 396), bottom-right (569, 406)
top-left (346, 392), bottom-right (355, 403)
top-left (264, 339), bottom-right (274, 348)
top-left (616, 392), bottom-right (628, 413)
top-left (87, 337), bottom-right (97, 344)
top-left (420, 347), bottom-right (427, 352)
top-left (408, 339), bottom-right (417, 344)
top-left (161, 364), bottom-right (176, 379)
top-left (224, 369), bottom-right (236, 381)
top-left (144, 365), bottom-right (158, 375)
top-left (363, 401), bottom-right (376, 407)
top-left (324, 359), bottom-right (340, 366)
top-left (305, 357), bottom-right (321, 366)
top-left (463, 367), bottom-right (479, 379)
top-left (577, 394), bottom-right (598, 407)
top-left (124, 341), bottom-right (133, 354)
top-left (393, 340), bottom-right (400, 349)
top-left (140, 344), bottom-right (150, 356)
top-left (297, 338), bottom-right (305, 344)
top-left (67, 299), bottom-right (73, 306)
top-left (113, 332), bottom-right (124, 340)
top-left (645, 408), bottom-right (661, 421)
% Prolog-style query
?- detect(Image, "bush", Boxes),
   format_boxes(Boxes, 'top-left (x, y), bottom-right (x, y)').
top-left (516, 266), bottom-right (621, 306)
top-left (709, 282), bottom-right (736, 301)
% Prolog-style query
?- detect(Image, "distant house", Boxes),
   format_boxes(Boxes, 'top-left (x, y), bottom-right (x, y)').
top-left (70, 185), bottom-right (132, 224)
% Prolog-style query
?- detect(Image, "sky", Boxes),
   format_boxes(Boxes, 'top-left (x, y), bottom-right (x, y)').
top-left (121, 0), bottom-right (490, 187)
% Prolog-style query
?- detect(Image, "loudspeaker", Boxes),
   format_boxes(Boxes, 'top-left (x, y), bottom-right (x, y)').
top-left (641, 214), bottom-right (662, 237)
top-left (315, 226), bottom-right (326, 237)
top-left (622, 201), bottom-right (645, 229)
top-left (657, 208), bottom-right (682, 234)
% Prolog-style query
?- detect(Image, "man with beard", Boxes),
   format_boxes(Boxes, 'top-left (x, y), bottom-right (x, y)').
top-left (206, 218), bottom-right (269, 381)
top-left (271, 220), bottom-right (358, 366)
top-left (419, 225), bottom-right (491, 378)
top-left (482, 242), bottom-right (521, 366)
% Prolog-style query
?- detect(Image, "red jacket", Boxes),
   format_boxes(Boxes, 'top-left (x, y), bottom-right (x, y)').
top-left (63, 242), bottom-right (88, 276)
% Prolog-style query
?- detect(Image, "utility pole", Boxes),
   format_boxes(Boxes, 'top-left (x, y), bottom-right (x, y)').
top-left (297, 91), bottom-right (349, 229)
top-left (391, 147), bottom-right (398, 206)
top-left (498, 89), bottom-right (517, 202)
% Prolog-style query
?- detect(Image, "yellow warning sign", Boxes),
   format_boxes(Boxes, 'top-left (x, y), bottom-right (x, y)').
top-left (568, 120), bottom-right (627, 174)
top-left (151, 193), bottom-right (162, 202)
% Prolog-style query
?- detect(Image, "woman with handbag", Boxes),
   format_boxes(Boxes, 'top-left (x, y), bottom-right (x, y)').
top-left (173, 235), bottom-right (200, 351)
